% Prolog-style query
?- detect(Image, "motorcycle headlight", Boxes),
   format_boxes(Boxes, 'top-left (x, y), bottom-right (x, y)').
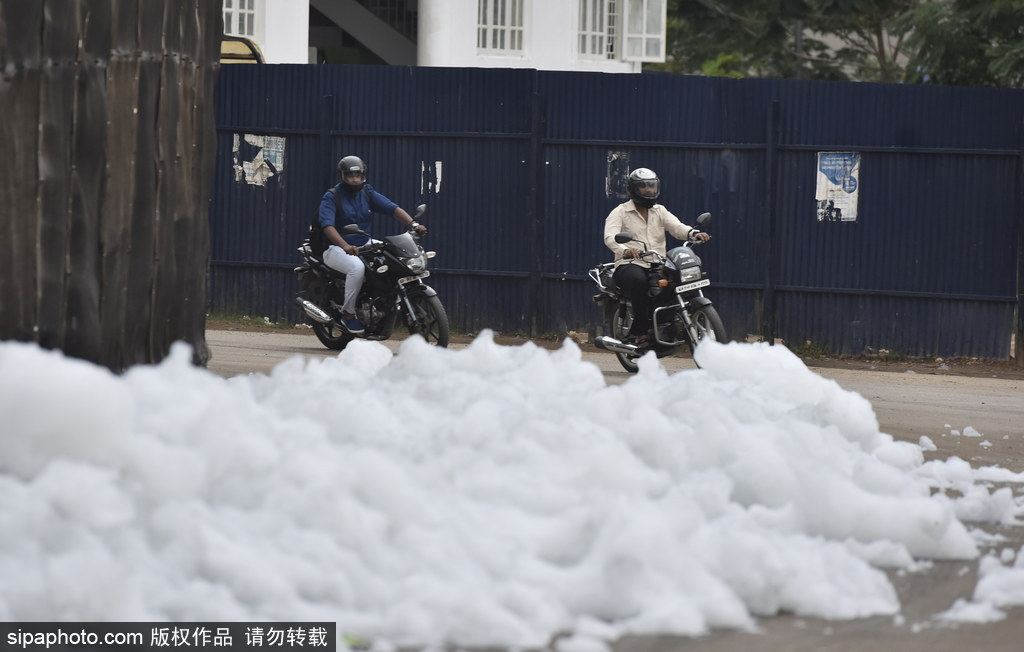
top-left (678, 266), bottom-right (701, 283)
top-left (404, 254), bottom-right (427, 273)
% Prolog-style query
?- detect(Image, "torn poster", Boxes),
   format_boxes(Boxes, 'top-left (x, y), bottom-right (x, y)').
top-left (233, 134), bottom-right (286, 186)
top-left (815, 152), bottom-right (860, 222)
top-left (421, 160), bottom-right (444, 195)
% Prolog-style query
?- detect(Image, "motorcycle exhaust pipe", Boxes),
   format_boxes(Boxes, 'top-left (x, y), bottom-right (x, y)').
top-left (594, 335), bottom-right (640, 356)
top-left (293, 296), bottom-right (333, 324)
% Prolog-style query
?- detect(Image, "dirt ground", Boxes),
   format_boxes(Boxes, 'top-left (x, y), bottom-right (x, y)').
top-left (788, 352), bottom-right (1024, 381)
top-left (205, 318), bottom-right (1024, 381)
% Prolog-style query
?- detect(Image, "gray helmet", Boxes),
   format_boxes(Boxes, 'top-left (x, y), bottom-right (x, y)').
top-left (337, 155), bottom-right (367, 191)
top-left (627, 168), bottom-right (660, 208)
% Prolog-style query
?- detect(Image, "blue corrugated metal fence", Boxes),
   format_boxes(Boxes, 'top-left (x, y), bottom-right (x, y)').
top-left (210, 65), bottom-right (1024, 359)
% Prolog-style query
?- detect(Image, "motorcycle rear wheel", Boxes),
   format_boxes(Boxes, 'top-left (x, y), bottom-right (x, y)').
top-left (313, 321), bottom-right (355, 350)
top-left (685, 305), bottom-right (727, 360)
top-left (405, 294), bottom-right (450, 347)
top-left (610, 304), bottom-right (640, 373)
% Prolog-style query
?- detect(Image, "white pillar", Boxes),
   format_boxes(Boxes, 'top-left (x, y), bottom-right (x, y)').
top-left (261, 0), bottom-right (310, 63)
top-left (418, 0), bottom-right (474, 67)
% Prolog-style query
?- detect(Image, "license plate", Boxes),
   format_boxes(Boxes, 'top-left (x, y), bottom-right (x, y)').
top-left (398, 271), bottom-right (430, 286)
top-left (676, 278), bottom-right (710, 293)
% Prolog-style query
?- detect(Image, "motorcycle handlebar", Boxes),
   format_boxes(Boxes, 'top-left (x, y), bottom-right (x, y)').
top-left (630, 249), bottom-right (664, 262)
top-left (626, 237), bottom-right (707, 262)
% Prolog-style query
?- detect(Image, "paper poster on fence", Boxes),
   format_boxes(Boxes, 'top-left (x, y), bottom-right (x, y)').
top-left (233, 134), bottom-right (286, 186)
top-left (815, 152), bottom-right (860, 222)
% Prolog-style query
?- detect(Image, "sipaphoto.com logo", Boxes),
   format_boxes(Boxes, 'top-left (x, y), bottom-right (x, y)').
top-left (0, 622), bottom-right (336, 652)
top-left (5, 626), bottom-right (141, 649)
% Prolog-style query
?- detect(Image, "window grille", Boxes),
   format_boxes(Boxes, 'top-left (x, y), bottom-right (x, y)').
top-left (224, 0), bottom-right (256, 37)
top-left (477, 0), bottom-right (524, 53)
top-left (578, 0), bottom-right (623, 61)
top-left (622, 0), bottom-right (664, 62)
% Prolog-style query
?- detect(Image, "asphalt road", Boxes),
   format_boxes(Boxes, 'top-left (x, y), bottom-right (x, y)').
top-left (204, 329), bottom-right (1024, 652)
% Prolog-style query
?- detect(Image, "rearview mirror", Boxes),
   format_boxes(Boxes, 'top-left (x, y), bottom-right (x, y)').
top-left (614, 232), bottom-right (634, 244)
top-left (414, 204), bottom-right (427, 219)
top-left (696, 212), bottom-right (712, 227)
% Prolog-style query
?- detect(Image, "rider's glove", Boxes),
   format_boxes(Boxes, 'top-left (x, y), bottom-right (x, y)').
top-left (687, 229), bottom-right (702, 243)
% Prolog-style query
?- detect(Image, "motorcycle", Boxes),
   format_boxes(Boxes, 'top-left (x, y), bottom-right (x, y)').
top-left (589, 212), bottom-right (726, 373)
top-left (293, 204), bottom-right (449, 350)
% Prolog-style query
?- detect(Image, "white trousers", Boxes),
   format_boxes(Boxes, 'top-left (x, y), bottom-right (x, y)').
top-left (322, 245), bottom-right (365, 314)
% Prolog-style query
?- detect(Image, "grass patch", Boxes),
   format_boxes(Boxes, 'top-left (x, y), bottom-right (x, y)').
top-left (877, 349), bottom-right (910, 362)
top-left (791, 339), bottom-right (830, 358)
top-left (206, 310), bottom-right (299, 330)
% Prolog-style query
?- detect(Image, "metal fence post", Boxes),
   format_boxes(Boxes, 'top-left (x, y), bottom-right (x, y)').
top-left (319, 93), bottom-right (335, 182)
top-left (1016, 123), bottom-right (1024, 365)
top-left (762, 100), bottom-right (780, 346)
top-left (527, 80), bottom-right (547, 337)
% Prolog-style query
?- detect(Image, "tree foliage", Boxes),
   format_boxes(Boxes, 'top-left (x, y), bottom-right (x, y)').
top-left (654, 0), bottom-right (1024, 87)
top-left (896, 0), bottom-right (1024, 87)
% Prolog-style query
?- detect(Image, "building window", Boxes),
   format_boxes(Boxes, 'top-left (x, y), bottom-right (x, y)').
top-left (224, 0), bottom-right (256, 37)
top-left (622, 0), bottom-right (664, 61)
top-left (579, 0), bottom-right (617, 59)
top-left (478, 0), bottom-right (524, 53)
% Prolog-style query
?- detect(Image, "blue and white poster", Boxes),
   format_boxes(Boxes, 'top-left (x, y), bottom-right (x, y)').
top-left (815, 152), bottom-right (860, 222)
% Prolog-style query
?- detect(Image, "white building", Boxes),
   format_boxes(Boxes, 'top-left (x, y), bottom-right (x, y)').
top-left (222, 0), bottom-right (310, 63)
top-left (222, 0), bottom-right (666, 72)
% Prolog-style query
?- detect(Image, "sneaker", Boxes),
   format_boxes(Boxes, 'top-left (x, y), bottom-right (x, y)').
top-left (341, 314), bottom-right (365, 335)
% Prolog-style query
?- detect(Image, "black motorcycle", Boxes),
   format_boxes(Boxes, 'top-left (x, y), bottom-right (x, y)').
top-left (589, 212), bottom-right (726, 372)
top-left (293, 204), bottom-right (449, 350)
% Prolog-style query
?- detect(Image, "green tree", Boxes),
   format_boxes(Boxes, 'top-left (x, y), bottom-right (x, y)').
top-left (896, 0), bottom-right (1024, 87)
top-left (654, 0), bottom-right (918, 83)
top-left (656, 0), bottom-right (1024, 88)
top-left (812, 0), bottom-right (918, 82)
top-left (653, 0), bottom-right (838, 80)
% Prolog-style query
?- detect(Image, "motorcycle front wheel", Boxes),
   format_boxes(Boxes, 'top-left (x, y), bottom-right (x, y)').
top-left (405, 294), bottom-right (450, 347)
top-left (685, 305), bottom-right (727, 359)
top-left (313, 321), bottom-right (355, 351)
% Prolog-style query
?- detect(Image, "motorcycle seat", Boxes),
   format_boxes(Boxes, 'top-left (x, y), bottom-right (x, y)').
top-left (302, 249), bottom-right (342, 277)
top-left (599, 266), bottom-right (618, 293)
top-left (317, 262), bottom-right (346, 280)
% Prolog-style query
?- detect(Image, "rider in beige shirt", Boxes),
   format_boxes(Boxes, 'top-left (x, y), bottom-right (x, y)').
top-left (603, 168), bottom-right (710, 346)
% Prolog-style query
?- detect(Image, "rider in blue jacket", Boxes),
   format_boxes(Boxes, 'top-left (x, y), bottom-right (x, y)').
top-left (314, 155), bottom-right (426, 334)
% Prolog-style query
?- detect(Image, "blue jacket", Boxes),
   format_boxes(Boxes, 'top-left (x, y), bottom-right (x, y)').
top-left (318, 183), bottom-right (399, 246)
